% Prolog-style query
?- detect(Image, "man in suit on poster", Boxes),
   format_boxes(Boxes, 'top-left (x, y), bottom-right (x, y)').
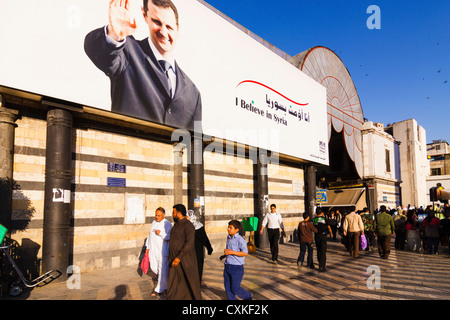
top-left (84, 0), bottom-right (202, 131)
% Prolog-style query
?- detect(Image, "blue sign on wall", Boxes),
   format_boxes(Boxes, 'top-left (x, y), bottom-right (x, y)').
top-left (107, 177), bottom-right (126, 187)
top-left (107, 162), bottom-right (126, 173)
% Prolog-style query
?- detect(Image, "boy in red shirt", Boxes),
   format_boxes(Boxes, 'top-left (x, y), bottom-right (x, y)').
top-left (297, 212), bottom-right (318, 269)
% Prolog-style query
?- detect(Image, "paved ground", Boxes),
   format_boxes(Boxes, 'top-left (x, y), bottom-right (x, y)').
top-left (2, 237), bottom-right (450, 301)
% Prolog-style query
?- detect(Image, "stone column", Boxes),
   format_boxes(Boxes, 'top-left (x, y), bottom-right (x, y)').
top-left (255, 150), bottom-right (269, 249)
top-left (173, 144), bottom-right (184, 205)
top-left (0, 95), bottom-right (19, 231)
top-left (366, 180), bottom-right (376, 215)
top-left (42, 108), bottom-right (73, 280)
top-left (188, 135), bottom-right (205, 225)
top-left (305, 165), bottom-right (317, 220)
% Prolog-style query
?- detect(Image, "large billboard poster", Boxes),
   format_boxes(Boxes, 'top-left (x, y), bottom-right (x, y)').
top-left (0, 0), bottom-right (328, 165)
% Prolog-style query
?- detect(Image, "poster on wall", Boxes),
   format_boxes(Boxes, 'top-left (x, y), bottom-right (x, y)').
top-left (0, 0), bottom-right (328, 165)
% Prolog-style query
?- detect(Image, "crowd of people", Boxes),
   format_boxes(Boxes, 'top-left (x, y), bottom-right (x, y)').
top-left (141, 202), bottom-right (450, 300)
top-left (296, 204), bottom-right (450, 273)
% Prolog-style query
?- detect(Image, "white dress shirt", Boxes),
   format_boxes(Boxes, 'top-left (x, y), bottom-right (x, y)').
top-left (262, 212), bottom-right (284, 229)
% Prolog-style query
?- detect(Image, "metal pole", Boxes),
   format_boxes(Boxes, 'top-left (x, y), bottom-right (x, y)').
top-left (42, 109), bottom-right (73, 280)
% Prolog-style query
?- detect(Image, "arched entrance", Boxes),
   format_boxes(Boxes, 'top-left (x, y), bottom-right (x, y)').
top-left (291, 47), bottom-right (368, 213)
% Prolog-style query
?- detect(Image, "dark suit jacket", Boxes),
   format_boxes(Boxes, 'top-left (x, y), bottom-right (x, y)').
top-left (84, 27), bottom-right (202, 131)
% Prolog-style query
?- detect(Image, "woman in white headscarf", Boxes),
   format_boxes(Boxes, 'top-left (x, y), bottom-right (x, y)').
top-left (187, 210), bottom-right (213, 282)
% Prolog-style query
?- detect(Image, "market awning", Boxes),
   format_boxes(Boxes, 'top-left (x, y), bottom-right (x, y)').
top-left (320, 188), bottom-right (366, 209)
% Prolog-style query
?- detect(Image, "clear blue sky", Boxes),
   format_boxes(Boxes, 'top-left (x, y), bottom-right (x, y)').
top-left (204, 0), bottom-right (450, 144)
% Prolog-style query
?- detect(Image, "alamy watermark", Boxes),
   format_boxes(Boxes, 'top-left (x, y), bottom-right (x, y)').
top-left (67, 265), bottom-right (81, 290)
top-left (366, 265), bottom-right (381, 289)
top-left (367, 5), bottom-right (381, 30)
top-left (66, 5), bottom-right (81, 30)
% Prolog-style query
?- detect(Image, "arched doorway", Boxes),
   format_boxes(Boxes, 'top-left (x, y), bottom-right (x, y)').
top-left (291, 47), bottom-right (368, 213)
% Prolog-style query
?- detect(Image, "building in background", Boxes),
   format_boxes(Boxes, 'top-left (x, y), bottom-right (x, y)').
top-left (426, 139), bottom-right (450, 205)
top-left (427, 140), bottom-right (450, 176)
top-left (361, 121), bottom-right (401, 213)
top-left (385, 119), bottom-right (429, 208)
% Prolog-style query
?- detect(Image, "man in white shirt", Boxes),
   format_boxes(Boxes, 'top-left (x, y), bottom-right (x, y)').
top-left (145, 207), bottom-right (172, 296)
top-left (260, 204), bottom-right (286, 263)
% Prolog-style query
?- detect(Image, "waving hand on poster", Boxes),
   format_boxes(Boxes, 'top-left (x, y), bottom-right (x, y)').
top-left (107, 0), bottom-right (137, 42)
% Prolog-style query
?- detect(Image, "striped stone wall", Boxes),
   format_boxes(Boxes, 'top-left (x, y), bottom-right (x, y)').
top-left (10, 114), bottom-right (305, 273)
top-left (12, 116), bottom-right (47, 258)
top-left (71, 127), bottom-right (179, 272)
top-left (375, 180), bottom-right (401, 209)
top-left (268, 164), bottom-right (304, 241)
top-left (203, 151), bottom-right (254, 252)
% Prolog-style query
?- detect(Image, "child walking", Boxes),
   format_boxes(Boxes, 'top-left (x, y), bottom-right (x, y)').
top-left (221, 220), bottom-right (252, 300)
top-left (297, 212), bottom-right (318, 269)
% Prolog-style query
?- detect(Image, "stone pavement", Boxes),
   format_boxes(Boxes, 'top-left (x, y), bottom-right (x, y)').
top-left (2, 237), bottom-right (450, 301)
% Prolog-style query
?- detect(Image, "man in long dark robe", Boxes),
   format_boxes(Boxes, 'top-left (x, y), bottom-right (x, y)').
top-left (166, 204), bottom-right (202, 300)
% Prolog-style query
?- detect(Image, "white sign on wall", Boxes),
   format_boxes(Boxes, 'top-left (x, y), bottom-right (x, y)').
top-left (125, 193), bottom-right (146, 225)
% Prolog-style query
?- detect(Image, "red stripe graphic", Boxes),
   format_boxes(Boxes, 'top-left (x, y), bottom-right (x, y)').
top-left (236, 80), bottom-right (309, 106)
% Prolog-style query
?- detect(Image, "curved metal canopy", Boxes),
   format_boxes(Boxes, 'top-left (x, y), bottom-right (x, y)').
top-left (291, 46), bottom-right (364, 178)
